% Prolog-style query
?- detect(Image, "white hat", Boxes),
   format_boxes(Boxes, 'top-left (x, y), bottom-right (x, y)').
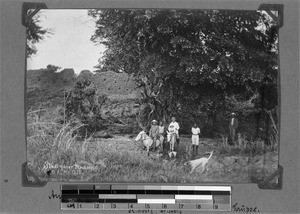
top-left (151, 120), bottom-right (158, 124)
top-left (231, 112), bottom-right (236, 115)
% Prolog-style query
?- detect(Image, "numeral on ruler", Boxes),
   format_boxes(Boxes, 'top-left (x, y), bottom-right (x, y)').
top-left (179, 204), bottom-right (184, 209)
top-left (145, 204), bottom-right (150, 209)
top-left (197, 204), bottom-right (202, 209)
top-left (66, 203), bottom-right (76, 209)
top-left (111, 203), bottom-right (116, 209)
top-left (162, 204), bottom-right (167, 209)
top-left (94, 203), bottom-right (101, 209)
top-left (128, 204), bottom-right (134, 209)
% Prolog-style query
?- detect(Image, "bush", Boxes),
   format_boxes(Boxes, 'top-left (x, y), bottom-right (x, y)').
top-left (65, 79), bottom-right (108, 137)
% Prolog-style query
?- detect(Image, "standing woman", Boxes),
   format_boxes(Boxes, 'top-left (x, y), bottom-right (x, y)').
top-left (191, 123), bottom-right (201, 155)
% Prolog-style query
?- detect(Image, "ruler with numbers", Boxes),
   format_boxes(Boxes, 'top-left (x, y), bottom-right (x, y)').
top-left (61, 184), bottom-right (231, 212)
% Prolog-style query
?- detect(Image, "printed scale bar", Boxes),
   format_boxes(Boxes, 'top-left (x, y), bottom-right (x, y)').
top-left (61, 185), bottom-right (231, 209)
top-left (175, 195), bottom-right (213, 200)
top-left (98, 194), bottom-right (137, 203)
top-left (138, 199), bottom-right (176, 204)
top-left (61, 202), bottom-right (230, 210)
top-left (61, 185), bottom-right (231, 194)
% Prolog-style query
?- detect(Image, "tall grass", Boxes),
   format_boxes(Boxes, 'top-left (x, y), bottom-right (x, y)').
top-left (219, 110), bottom-right (279, 157)
top-left (27, 107), bottom-right (100, 180)
top-left (26, 107), bottom-right (279, 183)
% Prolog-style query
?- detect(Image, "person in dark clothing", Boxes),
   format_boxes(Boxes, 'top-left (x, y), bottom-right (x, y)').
top-left (229, 112), bottom-right (238, 145)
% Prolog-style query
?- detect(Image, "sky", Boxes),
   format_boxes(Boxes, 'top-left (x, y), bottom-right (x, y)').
top-left (27, 9), bottom-right (275, 74)
top-left (27, 10), bottom-right (106, 74)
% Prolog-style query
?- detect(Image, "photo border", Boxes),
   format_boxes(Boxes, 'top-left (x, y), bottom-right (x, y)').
top-left (1, 0), bottom-right (299, 213)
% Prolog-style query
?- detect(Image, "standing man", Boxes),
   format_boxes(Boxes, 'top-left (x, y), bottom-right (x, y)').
top-left (191, 123), bottom-right (201, 155)
top-left (229, 112), bottom-right (238, 145)
top-left (149, 120), bottom-right (159, 151)
top-left (167, 116), bottom-right (180, 150)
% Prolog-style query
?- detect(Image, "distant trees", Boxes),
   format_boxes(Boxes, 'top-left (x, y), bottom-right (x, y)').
top-left (88, 9), bottom-right (278, 138)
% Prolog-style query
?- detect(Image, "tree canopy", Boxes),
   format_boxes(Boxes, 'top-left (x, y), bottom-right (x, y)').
top-left (26, 10), bottom-right (51, 58)
top-left (88, 9), bottom-right (278, 137)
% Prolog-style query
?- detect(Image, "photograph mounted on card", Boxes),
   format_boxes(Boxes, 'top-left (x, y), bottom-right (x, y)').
top-left (25, 7), bottom-right (281, 185)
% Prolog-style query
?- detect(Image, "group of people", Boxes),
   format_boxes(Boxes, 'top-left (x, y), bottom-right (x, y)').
top-left (147, 112), bottom-right (239, 154)
top-left (148, 116), bottom-right (199, 154)
top-left (148, 116), bottom-right (180, 151)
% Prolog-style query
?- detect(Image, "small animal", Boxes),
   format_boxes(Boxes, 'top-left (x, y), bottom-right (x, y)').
top-left (184, 150), bottom-right (213, 174)
top-left (168, 151), bottom-right (177, 158)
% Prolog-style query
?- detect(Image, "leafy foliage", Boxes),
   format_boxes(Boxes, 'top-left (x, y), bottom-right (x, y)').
top-left (26, 10), bottom-right (51, 57)
top-left (88, 9), bottom-right (278, 138)
top-left (65, 79), bottom-right (108, 135)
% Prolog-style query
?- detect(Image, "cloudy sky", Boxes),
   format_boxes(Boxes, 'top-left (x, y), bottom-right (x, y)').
top-left (27, 10), bottom-right (105, 74)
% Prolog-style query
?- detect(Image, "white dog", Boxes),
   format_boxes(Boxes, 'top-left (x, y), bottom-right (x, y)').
top-left (184, 150), bottom-right (213, 174)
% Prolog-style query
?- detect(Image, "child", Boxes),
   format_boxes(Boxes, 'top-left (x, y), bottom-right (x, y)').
top-left (149, 120), bottom-right (159, 151)
top-left (191, 123), bottom-right (201, 155)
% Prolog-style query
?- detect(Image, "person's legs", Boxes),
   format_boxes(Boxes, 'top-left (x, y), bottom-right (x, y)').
top-left (195, 136), bottom-right (199, 154)
top-left (152, 135), bottom-right (159, 151)
top-left (150, 135), bottom-right (156, 150)
top-left (232, 128), bottom-right (236, 142)
top-left (229, 126), bottom-right (234, 145)
top-left (176, 133), bottom-right (180, 149)
top-left (192, 136), bottom-right (196, 155)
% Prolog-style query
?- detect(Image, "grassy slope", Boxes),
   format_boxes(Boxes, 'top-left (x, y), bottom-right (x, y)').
top-left (28, 132), bottom-right (278, 183)
top-left (26, 69), bottom-right (278, 184)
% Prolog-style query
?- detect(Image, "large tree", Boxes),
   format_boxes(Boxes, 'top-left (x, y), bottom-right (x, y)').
top-left (88, 9), bottom-right (278, 136)
top-left (26, 10), bottom-right (51, 58)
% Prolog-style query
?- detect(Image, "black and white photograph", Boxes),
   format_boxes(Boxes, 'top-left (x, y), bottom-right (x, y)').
top-left (26, 8), bottom-right (279, 183)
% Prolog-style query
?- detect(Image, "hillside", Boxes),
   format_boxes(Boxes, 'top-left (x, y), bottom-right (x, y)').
top-left (27, 67), bottom-right (142, 110)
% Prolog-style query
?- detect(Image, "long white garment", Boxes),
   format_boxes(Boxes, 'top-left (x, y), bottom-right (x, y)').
top-left (168, 122), bottom-right (180, 133)
top-left (167, 122), bottom-right (180, 141)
